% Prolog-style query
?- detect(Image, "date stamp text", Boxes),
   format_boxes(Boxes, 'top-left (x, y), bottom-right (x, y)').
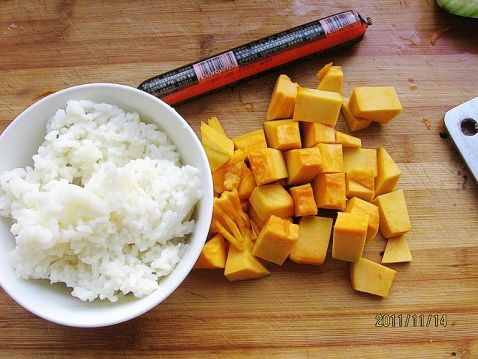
top-left (375, 313), bottom-right (447, 328)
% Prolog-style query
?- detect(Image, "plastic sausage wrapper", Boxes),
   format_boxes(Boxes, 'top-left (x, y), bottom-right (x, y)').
top-left (138, 10), bottom-right (372, 105)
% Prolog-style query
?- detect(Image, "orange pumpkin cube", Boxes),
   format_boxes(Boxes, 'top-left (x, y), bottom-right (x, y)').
top-left (248, 204), bottom-right (266, 230)
top-left (224, 239), bottom-right (270, 282)
top-left (345, 197), bottom-right (380, 241)
top-left (343, 147), bottom-right (377, 177)
top-left (237, 166), bottom-right (256, 200)
top-left (373, 190), bottom-right (411, 239)
top-left (375, 146), bottom-right (401, 196)
top-left (194, 234), bottom-right (227, 269)
top-left (252, 215), bottom-right (299, 265)
top-left (263, 119), bottom-right (301, 151)
top-left (341, 97), bottom-right (371, 132)
top-left (266, 74), bottom-right (298, 121)
top-left (301, 122), bottom-right (335, 147)
top-left (334, 130), bottom-right (361, 148)
top-left (317, 143), bottom-right (343, 173)
top-left (233, 129), bottom-right (267, 157)
top-left (346, 170), bottom-right (375, 202)
top-left (312, 172), bottom-right (346, 210)
top-left (249, 183), bottom-right (294, 224)
top-left (248, 148), bottom-right (288, 185)
top-left (289, 184), bottom-right (317, 217)
top-left (289, 216), bottom-right (333, 265)
top-left (284, 148), bottom-right (322, 185)
top-left (293, 87), bottom-right (342, 126)
top-left (332, 212), bottom-right (369, 262)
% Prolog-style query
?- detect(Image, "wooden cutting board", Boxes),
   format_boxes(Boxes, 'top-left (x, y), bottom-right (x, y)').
top-left (0, 1), bottom-right (477, 358)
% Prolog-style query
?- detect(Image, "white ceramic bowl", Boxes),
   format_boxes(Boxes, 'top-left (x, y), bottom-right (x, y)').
top-left (0, 83), bottom-right (213, 327)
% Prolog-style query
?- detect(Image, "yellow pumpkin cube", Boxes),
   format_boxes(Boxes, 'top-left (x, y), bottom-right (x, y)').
top-left (302, 122), bottom-right (335, 147)
top-left (317, 143), bottom-right (343, 173)
top-left (289, 184), bottom-right (317, 217)
top-left (332, 212), bottom-right (368, 262)
top-left (345, 197), bottom-right (379, 241)
top-left (237, 166), bottom-right (256, 200)
top-left (249, 183), bottom-right (294, 223)
top-left (350, 258), bottom-right (397, 297)
top-left (335, 130), bottom-right (361, 148)
top-left (224, 240), bottom-right (270, 282)
top-left (312, 172), bottom-right (346, 210)
top-left (341, 97), bottom-right (371, 132)
top-left (317, 66), bottom-right (343, 93)
top-left (233, 129), bottom-right (267, 158)
top-left (207, 116), bottom-right (226, 134)
top-left (375, 146), bottom-right (401, 196)
top-left (382, 235), bottom-right (412, 264)
top-left (373, 190), bottom-right (411, 239)
top-left (212, 164), bottom-right (226, 195)
top-left (349, 87), bottom-right (403, 123)
top-left (284, 148), bottom-right (322, 185)
top-left (293, 87), bottom-right (342, 126)
top-left (289, 216), bottom-right (333, 265)
top-left (252, 215), bottom-right (299, 265)
top-left (194, 234), bottom-right (227, 269)
top-left (266, 74), bottom-right (298, 120)
top-left (316, 62), bottom-right (333, 80)
top-left (222, 150), bottom-right (247, 192)
top-left (343, 147), bottom-right (377, 177)
top-left (248, 204), bottom-right (266, 230)
top-left (201, 122), bottom-right (234, 172)
top-left (263, 119), bottom-right (301, 151)
top-left (248, 148), bottom-right (288, 185)
top-left (346, 170), bottom-right (375, 202)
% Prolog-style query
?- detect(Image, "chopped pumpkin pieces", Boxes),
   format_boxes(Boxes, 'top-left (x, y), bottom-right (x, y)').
top-left (207, 116), bottom-right (226, 134)
top-left (302, 122), bottom-right (335, 147)
top-left (373, 189), bottom-right (411, 239)
top-left (293, 87), bottom-right (342, 126)
top-left (335, 130), bottom-right (361, 148)
top-left (375, 146), bottom-right (401, 196)
top-left (195, 234), bottom-right (227, 269)
top-left (249, 183), bottom-right (294, 224)
top-left (263, 120), bottom-right (301, 151)
top-left (312, 172), bottom-right (346, 211)
top-left (266, 74), bottom-right (298, 121)
top-left (341, 97), bottom-right (372, 132)
top-left (350, 258), bottom-right (397, 297)
top-left (201, 121), bottom-right (234, 172)
top-left (332, 212), bottom-right (368, 262)
top-left (345, 197), bottom-right (379, 242)
top-left (343, 147), bottom-right (378, 177)
top-left (382, 235), bottom-right (412, 263)
top-left (284, 147), bottom-right (322, 185)
top-left (225, 242), bottom-right (271, 282)
top-left (317, 65), bottom-right (344, 93)
top-left (289, 216), bottom-right (333, 265)
top-left (349, 86), bottom-right (402, 123)
top-left (316, 61), bottom-right (333, 80)
top-left (248, 148), bottom-right (288, 185)
top-left (252, 215), bottom-right (299, 265)
top-left (288, 183), bottom-right (317, 217)
top-left (233, 129), bottom-right (267, 157)
top-left (198, 64), bottom-right (409, 296)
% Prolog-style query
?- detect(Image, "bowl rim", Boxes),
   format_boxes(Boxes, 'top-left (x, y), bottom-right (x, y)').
top-left (0, 83), bottom-right (213, 327)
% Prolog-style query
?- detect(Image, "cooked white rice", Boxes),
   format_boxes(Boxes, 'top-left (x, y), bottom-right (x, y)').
top-left (0, 100), bottom-right (202, 302)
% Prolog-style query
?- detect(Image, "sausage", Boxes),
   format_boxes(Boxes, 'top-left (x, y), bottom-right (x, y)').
top-left (138, 10), bottom-right (372, 105)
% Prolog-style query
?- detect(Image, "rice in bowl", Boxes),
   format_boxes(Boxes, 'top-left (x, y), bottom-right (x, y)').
top-left (0, 100), bottom-right (202, 302)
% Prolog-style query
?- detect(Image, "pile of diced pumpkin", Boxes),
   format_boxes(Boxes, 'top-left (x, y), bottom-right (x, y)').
top-left (196, 62), bottom-right (412, 297)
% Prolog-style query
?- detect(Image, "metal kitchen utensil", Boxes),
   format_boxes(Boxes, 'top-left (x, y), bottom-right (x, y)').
top-left (444, 97), bottom-right (478, 182)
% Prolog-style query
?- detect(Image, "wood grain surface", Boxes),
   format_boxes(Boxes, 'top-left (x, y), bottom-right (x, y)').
top-left (1, 1), bottom-right (477, 358)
